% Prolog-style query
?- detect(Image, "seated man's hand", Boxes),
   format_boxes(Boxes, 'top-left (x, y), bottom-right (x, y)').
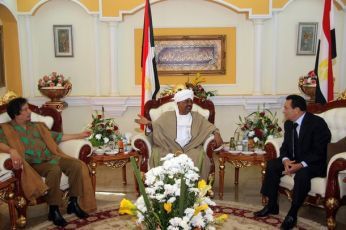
top-left (9, 149), bottom-right (23, 170)
top-left (135, 114), bottom-right (151, 125)
top-left (213, 132), bottom-right (223, 147)
top-left (283, 159), bottom-right (302, 176)
top-left (79, 130), bottom-right (91, 139)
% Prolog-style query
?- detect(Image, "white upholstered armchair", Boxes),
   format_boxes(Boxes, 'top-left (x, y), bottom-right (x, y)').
top-left (131, 96), bottom-right (220, 186)
top-left (265, 100), bottom-right (346, 230)
top-left (0, 103), bottom-right (92, 228)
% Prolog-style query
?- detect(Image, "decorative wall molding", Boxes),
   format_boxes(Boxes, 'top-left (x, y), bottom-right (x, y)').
top-left (271, 12), bottom-right (278, 95)
top-left (109, 22), bottom-right (119, 95)
top-left (93, 15), bottom-right (101, 96)
top-left (253, 19), bottom-right (264, 95)
top-left (24, 15), bottom-right (35, 97)
top-left (17, 0), bottom-right (99, 16)
top-left (28, 95), bottom-right (286, 116)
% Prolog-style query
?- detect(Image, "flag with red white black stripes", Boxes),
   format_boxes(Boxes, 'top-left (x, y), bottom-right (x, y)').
top-left (140, 0), bottom-right (160, 129)
top-left (314, 0), bottom-right (337, 104)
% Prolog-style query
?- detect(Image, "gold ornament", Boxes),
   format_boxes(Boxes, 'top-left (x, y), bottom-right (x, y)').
top-left (0, 91), bottom-right (18, 105)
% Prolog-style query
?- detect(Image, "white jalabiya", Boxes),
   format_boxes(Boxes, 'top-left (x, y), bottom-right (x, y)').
top-left (175, 106), bottom-right (192, 148)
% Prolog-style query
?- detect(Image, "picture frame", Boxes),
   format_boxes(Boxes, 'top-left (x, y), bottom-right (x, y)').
top-left (297, 22), bottom-right (318, 55)
top-left (53, 25), bottom-right (73, 57)
top-left (154, 35), bottom-right (226, 75)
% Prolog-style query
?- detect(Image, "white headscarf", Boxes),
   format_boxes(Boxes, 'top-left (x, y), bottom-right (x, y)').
top-left (174, 89), bottom-right (194, 103)
top-left (174, 89), bottom-right (194, 147)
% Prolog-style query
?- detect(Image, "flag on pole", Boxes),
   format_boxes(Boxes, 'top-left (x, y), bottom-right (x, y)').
top-left (314, 0), bottom-right (337, 104)
top-left (140, 0), bottom-right (160, 129)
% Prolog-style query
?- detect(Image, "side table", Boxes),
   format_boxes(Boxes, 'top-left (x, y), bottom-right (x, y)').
top-left (89, 151), bottom-right (140, 194)
top-left (0, 177), bottom-right (17, 230)
top-left (218, 151), bottom-right (275, 203)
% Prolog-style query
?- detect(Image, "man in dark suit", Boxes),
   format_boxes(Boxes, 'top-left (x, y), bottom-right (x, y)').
top-left (254, 95), bottom-right (331, 230)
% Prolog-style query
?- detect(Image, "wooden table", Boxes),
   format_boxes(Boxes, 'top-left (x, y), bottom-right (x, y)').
top-left (218, 151), bottom-right (275, 203)
top-left (89, 151), bottom-right (140, 193)
top-left (0, 177), bottom-right (17, 229)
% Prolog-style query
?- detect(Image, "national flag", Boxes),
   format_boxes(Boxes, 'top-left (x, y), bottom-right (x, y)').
top-left (140, 0), bottom-right (160, 129)
top-left (315, 0), bottom-right (337, 104)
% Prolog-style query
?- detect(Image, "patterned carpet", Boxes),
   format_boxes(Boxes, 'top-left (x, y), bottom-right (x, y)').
top-left (31, 201), bottom-right (326, 229)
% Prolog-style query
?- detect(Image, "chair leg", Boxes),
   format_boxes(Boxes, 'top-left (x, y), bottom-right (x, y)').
top-left (325, 197), bottom-right (340, 230)
top-left (14, 196), bottom-right (27, 228)
top-left (6, 186), bottom-right (17, 230)
top-left (122, 165), bottom-right (127, 185)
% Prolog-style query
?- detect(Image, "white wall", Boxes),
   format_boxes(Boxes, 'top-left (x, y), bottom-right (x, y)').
top-left (270, 0), bottom-right (345, 95)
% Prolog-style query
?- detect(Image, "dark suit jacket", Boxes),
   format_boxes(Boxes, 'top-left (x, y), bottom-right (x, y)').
top-left (279, 112), bottom-right (331, 176)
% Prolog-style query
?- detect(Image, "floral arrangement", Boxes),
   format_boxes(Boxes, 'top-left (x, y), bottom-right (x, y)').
top-left (119, 154), bottom-right (227, 230)
top-left (238, 107), bottom-right (282, 144)
top-left (37, 72), bottom-right (71, 89)
top-left (160, 73), bottom-right (216, 100)
top-left (299, 70), bottom-right (317, 86)
top-left (86, 109), bottom-right (121, 148)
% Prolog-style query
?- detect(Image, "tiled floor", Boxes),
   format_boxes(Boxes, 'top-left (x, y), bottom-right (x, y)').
top-left (0, 162), bottom-right (345, 229)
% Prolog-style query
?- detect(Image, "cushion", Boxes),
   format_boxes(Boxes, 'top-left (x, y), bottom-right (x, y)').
top-left (327, 136), bottom-right (346, 163)
top-left (0, 112), bottom-right (54, 130)
top-left (316, 108), bottom-right (346, 142)
top-left (280, 175), bottom-right (327, 197)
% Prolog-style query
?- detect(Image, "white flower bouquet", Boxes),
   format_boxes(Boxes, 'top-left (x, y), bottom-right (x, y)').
top-left (120, 154), bottom-right (227, 230)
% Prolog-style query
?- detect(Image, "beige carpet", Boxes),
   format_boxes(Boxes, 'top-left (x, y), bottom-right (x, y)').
top-left (31, 200), bottom-right (326, 230)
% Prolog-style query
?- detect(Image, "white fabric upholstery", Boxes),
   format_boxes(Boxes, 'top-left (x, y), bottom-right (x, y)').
top-left (149, 102), bottom-right (210, 122)
top-left (0, 153), bottom-right (11, 172)
top-left (59, 139), bottom-right (92, 159)
top-left (269, 107), bottom-right (346, 199)
top-left (316, 108), bottom-right (346, 142)
top-left (0, 112), bottom-right (54, 129)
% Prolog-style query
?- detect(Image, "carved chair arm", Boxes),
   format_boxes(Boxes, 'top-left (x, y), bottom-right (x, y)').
top-left (326, 153), bottom-right (346, 199)
top-left (132, 134), bottom-right (152, 173)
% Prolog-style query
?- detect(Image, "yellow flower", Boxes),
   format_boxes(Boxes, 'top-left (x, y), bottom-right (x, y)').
top-left (198, 179), bottom-right (211, 197)
top-left (164, 202), bottom-right (172, 213)
top-left (194, 204), bottom-right (209, 216)
top-left (215, 214), bottom-right (228, 224)
top-left (198, 180), bottom-right (207, 190)
top-left (119, 198), bottom-right (136, 216)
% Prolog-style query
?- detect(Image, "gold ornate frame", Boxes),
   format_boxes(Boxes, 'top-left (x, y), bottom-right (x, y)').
top-left (155, 35), bottom-right (226, 75)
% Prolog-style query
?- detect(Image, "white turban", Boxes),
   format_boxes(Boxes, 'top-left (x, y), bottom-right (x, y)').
top-left (174, 89), bottom-right (194, 103)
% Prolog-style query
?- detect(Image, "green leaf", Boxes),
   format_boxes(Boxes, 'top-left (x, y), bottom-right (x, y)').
top-left (179, 176), bottom-right (187, 217)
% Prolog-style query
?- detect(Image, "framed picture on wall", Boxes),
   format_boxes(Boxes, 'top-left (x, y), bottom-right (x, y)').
top-left (154, 35), bottom-right (226, 75)
top-left (297, 22), bottom-right (318, 55)
top-left (53, 25), bottom-right (73, 57)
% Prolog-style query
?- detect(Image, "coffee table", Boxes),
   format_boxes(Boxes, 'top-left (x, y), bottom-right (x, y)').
top-left (218, 150), bottom-right (275, 203)
top-left (89, 151), bottom-right (139, 193)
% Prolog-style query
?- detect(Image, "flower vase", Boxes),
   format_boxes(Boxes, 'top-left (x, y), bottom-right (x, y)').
top-left (248, 137), bottom-right (255, 151)
top-left (39, 84), bottom-right (72, 112)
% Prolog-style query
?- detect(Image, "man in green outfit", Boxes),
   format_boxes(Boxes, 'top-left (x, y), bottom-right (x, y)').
top-left (0, 97), bottom-right (95, 227)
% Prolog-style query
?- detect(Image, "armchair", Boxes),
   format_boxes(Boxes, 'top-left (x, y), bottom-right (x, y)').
top-left (131, 96), bottom-right (219, 186)
top-left (265, 100), bottom-right (346, 230)
top-left (0, 103), bottom-right (92, 228)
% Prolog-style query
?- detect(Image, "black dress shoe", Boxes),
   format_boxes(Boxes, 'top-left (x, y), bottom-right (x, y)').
top-left (254, 205), bottom-right (279, 217)
top-left (280, 215), bottom-right (297, 230)
top-left (67, 197), bottom-right (89, 219)
top-left (48, 205), bottom-right (68, 227)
